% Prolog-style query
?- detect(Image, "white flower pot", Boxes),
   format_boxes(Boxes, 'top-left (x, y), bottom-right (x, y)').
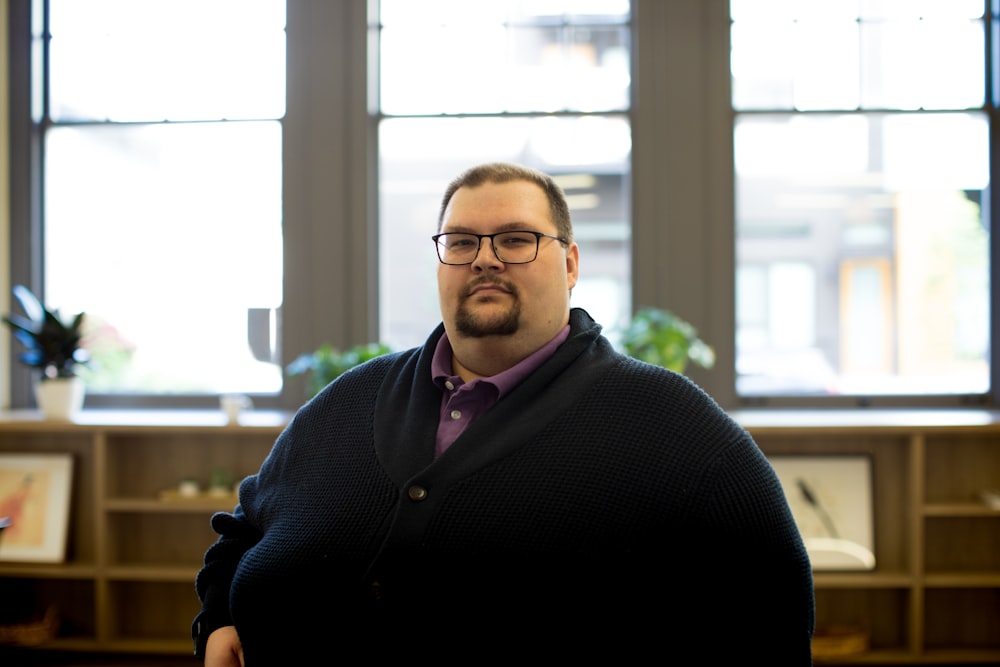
top-left (34, 376), bottom-right (86, 421)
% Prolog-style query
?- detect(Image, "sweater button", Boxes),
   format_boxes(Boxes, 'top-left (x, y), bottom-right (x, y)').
top-left (408, 485), bottom-right (428, 502)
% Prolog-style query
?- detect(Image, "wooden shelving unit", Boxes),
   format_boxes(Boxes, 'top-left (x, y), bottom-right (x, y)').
top-left (0, 409), bottom-right (289, 655)
top-left (0, 408), bottom-right (998, 662)
top-left (735, 409), bottom-right (1000, 665)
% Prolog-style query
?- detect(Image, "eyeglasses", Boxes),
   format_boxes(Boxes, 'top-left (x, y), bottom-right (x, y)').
top-left (432, 231), bottom-right (568, 265)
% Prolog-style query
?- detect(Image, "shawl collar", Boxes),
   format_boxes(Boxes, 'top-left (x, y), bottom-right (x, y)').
top-left (373, 308), bottom-right (619, 487)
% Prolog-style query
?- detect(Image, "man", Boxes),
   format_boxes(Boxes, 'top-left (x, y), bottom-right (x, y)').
top-left (194, 162), bottom-right (814, 665)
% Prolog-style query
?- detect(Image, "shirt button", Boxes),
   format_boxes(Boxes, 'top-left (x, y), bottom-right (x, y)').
top-left (408, 485), bottom-right (428, 502)
top-left (444, 380), bottom-right (455, 390)
top-left (450, 409), bottom-right (462, 420)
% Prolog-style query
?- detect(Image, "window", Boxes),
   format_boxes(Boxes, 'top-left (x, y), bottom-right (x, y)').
top-left (9, 1), bottom-right (994, 413)
top-left (27, 0), bottom-right (286, 398)
top-left (731, 0), bottom-right (992, 400)
top-left (374, 0), bottom-right (633, 350)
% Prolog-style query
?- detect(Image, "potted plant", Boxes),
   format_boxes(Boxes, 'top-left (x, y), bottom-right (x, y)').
top-left (286, 341), bottom-right (392, 399)
top-left (2, 285), bottom-right (89, 420)
top-left (620, 306), bottom-right (715, 375)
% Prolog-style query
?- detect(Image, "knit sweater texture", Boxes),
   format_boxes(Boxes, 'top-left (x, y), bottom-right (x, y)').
top-left (194, 308), bottom-right (814, 664)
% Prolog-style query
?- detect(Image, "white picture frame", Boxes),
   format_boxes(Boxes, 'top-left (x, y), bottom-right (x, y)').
top-left (769, 454), bottom-right (876, 571)
top-left (0, 453), bottom-right (74, 563)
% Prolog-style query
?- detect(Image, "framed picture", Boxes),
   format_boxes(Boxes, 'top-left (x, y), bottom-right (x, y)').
top-left (0, 453), bottom-right (74, 563)
top-left (768, 454), bottom-right (876, 571)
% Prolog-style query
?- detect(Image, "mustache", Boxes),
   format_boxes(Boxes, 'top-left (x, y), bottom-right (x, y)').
top-left (460, 276), bottom-right (518, 299)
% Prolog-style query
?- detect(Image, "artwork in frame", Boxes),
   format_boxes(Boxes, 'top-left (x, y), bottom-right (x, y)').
top-left (768, 454), bottom-right (876, 571)
top-left (0, 453), bottom-right (74, 563)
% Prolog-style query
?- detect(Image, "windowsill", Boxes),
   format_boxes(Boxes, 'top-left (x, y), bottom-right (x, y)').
top-left (0, 408), bottom-right (294, 430)
top-left (2, 406), bottom-right (999, 432)
top-left (731, 407), bottom-right (1000, 430)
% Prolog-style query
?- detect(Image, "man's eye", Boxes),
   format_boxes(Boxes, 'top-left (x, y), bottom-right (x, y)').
top-left (501, 234), bottom-right (533, 246)
top-left (450, 237), bottom-right (476, 248)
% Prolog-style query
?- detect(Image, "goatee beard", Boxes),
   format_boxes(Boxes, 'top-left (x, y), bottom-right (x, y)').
top-left (455, 278), bottom-right (520, 337)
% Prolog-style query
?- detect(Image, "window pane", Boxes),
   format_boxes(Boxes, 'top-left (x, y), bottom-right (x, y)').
top-left (732, 20), bottom-right (861, 111)
top-left (730, 0), bottom-right (860, 22)
top-left (509, 0), bottom-right (630, 22)
top-left (732, 8), bottom-right (985, 111)
top-left (860, 20), bottom-right (984, 109)
top-left (859, 0), bottom-right (985, 20)
top-left (734, 112), bottom-right (989, 396)
top-left (49, 0), bottom-right (286, 122)
top-left (792, 20), bottom-right (860, 110)
top-left (45, 122), bottom-right (284, 395)
top-left (379, 116), bottom-right (631, 350)
top-left (731, 0), bottom-right (985, 21)
top-left (379, 2), bottom-right (629, 114)
top-left (380, 0), bottom-right (629, 25)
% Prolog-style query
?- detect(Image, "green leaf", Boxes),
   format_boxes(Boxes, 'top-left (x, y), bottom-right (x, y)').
top-left (620, 306), bottom-right (715, 375)
top-left (286, 342), bottom-right (392, 398)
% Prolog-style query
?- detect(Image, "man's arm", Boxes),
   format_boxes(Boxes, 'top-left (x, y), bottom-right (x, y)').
top-left (204, 625), bottom-right (244, 667)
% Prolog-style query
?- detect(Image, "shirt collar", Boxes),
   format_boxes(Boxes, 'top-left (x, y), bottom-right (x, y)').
top-left (431, 325), bottom-right (571, 398)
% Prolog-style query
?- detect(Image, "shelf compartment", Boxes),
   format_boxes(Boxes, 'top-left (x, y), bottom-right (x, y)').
top-left (814, 588), bottom-right (910, 654)
top-left (924, 435), bottom-right (1000, 505)
top-left (105, 512), bottom-right (219, 568)
top-left (107, 581), bottom-right (201, 643)
top-left (924, 516), bottom-right (1000, 573)
top-left (103, 433), bottom-right (272, 500)
top-left (923, 588), bottom-right (1000, 652)
top-left (0, 577), bottom-right (96, 643)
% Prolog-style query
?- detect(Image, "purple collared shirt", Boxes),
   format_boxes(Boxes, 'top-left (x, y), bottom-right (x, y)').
top-left (430, 325), bottom-right (571, 458)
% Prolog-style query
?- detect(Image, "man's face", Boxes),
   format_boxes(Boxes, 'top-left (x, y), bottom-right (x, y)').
top-left (437, 180), bottom-right (579, 342)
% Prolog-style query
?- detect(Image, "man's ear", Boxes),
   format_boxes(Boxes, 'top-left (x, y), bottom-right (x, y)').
top-left (565, 242), bottom-right (580, 291)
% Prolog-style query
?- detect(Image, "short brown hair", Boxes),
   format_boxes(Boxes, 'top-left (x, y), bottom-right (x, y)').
top-left (437, 162), bottom-right (573, 243)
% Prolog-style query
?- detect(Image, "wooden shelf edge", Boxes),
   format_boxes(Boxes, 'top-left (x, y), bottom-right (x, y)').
top-left (97, 638), bottom-right (193, 654)
top-left (813, 572), bottom-right (914, 588)
top-left (105, 496), bottom-right (238, 513)
top-left (0, 636), bottom-right (101, 652)
top-left (816, 648), bottom-right (1000, 664)
top-left (105, 566), bottom-right (200, 582)
top-left (916, 648), bottom-right (1000, 664)
top-left (814, 648), bottom-right (920, 664)
top-left (924, 503), bottom-right (1000, 517)
top-left (923, 573), bottom-right (1000, 588)
top-left (0, 563), bottom-right (98, 579)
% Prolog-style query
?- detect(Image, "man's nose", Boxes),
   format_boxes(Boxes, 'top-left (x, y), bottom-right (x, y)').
top-left (471, 237), bottom-right (504, 269)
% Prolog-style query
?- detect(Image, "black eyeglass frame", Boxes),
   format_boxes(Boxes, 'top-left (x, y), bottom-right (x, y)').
top-left (431, 230), bottom-right (569, 265)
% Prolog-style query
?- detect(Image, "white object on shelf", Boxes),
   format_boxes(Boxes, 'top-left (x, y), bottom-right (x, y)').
top-left (977, 489), bottom-right (1000, 510)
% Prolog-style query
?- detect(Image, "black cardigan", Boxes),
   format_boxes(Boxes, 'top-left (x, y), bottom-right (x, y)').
top-left (195, 308), bottom-right (814, 664)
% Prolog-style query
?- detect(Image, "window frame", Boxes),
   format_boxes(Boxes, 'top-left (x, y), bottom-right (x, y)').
top-left (5, 0), bottom-right (997, 412)
top-left (729, 3), bottom-right (999, 408)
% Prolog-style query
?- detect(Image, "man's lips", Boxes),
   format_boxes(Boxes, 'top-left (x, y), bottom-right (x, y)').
top-left (470, 284), bottom-right (510, 296)
top-left (463, 279), bottom-right (514, 299)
